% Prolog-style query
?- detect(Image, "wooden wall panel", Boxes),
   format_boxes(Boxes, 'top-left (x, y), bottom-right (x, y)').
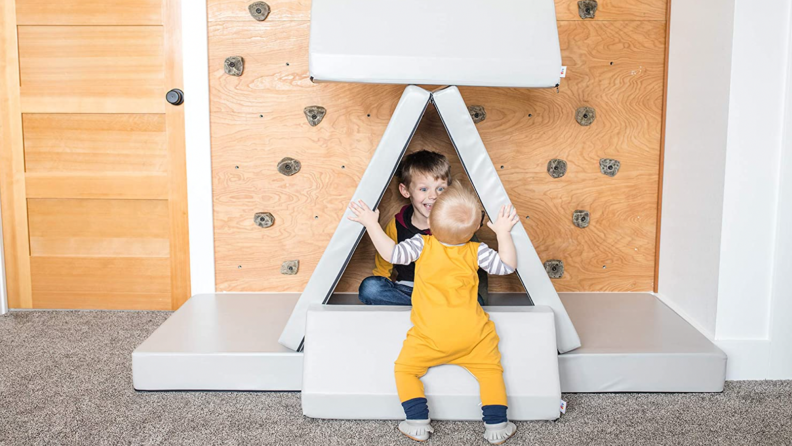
top-left (16, 0), bottom-right (163, 25)
top-left (208, 1), bottom-right (668, 293)
top-left (17, 26), bottom-right (165, 113)
top-left (23, 114), bottom-right (168, 173)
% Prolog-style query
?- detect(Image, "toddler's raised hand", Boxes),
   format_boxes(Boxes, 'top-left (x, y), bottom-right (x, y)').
top-left (486, 204), bottom-right (519, 235)
top-left (348, 200), bottom-right (380, 229)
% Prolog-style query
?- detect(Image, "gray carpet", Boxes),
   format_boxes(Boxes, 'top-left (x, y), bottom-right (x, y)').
top-left (0, 311), bottom-right (790, 446)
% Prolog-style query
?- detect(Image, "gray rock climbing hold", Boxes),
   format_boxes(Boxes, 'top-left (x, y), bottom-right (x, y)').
top-left (254, 212), bottom-right (275, 228)
top-left (248, 1), bottom-right (271, 21)
top-left (600, 158), bottom-right (621, 177)
top-left (547, 159), bottom-right (567, 179)
top-left (578, 0), bottom-right (598, 19)
top-left (573, 210), bottom-right (590, 229)
top-left (468, 105), bottom-right (486, 124)
top-left (224, 56), bottom-right (244, 76)
top-left (281, 260), bottom-right (299, 275)
top-left (304, 106), bottom-right (326, 126)
top-left (575, 106), bottom-right (596, 126)
top-left (277, 157), bottom-right (301, 176)
top-left (544, 260), bottom-right (564, 279)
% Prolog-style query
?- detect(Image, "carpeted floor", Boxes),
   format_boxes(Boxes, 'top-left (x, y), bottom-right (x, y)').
top-left (0, 311), bottom-right (790, 446)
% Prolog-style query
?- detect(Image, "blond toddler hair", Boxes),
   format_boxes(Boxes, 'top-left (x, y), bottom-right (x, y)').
top-left (429, 184), bottom-right (482, 245)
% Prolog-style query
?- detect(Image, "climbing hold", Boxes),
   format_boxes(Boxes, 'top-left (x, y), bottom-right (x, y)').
top-left (578, 0), bottom-right (598, 19)
top-left (224, 56), bottom-right (244, 76)
top-left (547, 159), bottom-right (567, 179)
top-left (599, 158), bottom-right (621, 177)
top-left (468, 105), bottom-right (486, 124)
top-left (572, 210), bottom-right (590, 229)
top-left (248, 1), bottom-right (271, 21)
top-left (281, 260), bottom-right (299, 275)
top-left (304, 106), bottom-right (326, 126)
top-left (254, 212), bottom-right (275, 228)
top-left (575, 107), bottom-right (596, 126)
top-left (544, 260), bottom-right (564, 279)
top-left (277, 157), bottom-right (301, 176)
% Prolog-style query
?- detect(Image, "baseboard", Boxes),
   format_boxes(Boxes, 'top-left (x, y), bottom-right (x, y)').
top-left (714, 339), bottom-right (771, 380)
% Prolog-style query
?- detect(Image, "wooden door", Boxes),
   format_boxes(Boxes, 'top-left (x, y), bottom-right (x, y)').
top-left (0, 0), bottom-right (190, 310)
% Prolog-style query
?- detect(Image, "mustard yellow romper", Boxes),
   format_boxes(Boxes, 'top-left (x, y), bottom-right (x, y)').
top-left (389, 234), bottom-right (515, 408)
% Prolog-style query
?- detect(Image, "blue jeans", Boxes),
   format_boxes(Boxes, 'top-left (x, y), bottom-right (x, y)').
top-left (358, 276), bottom-right (485, 306)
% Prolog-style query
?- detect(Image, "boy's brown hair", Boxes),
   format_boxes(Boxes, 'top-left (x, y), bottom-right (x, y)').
top-left (396, 150), bottom-right (452, 188)
top-left (429, 184), bottom-right (482, 245)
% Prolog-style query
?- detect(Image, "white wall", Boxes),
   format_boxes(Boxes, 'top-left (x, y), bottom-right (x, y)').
top-left (769, 47), bottom-right (792, 377)
top-left (657, 0), bottom-right (736, 337)
top-left (715, 1), bottom-right (790, 341)
top-left (715, 0), bottom-right (792, 379)
top-left (660, 0), bottom-right (792, 379)
top-left (182, 0), bottom-right (216, 295)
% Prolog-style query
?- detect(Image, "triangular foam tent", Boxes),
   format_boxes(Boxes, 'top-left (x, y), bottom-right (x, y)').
top-left (279, 85), bottom-right (582, 354)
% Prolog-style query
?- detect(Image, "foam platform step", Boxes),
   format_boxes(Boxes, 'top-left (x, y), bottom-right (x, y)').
top-left (132, 293), bottom-right (726, 393)
top-left (302, 305), bottom-right (561, 421)
top-left (132, 293), bottom-right (302, 391)
top-left (558, 293), bottom-right (726, 392)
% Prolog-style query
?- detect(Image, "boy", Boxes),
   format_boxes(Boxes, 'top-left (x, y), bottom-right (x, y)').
top-left (358, 150), bottom-right (488, 306)
top-left (349, 186), bottom-right (520, 444)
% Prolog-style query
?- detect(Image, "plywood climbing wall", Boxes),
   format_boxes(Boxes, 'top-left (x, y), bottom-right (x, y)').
top-left (207, 0), bottom-right (668, 293)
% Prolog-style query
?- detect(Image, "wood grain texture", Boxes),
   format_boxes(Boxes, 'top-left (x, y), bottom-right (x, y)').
top-left (23, 114), bottom-right (168, 173)
top-left (206, 0), bottom-right (667, 22)
top-left (28, 199), bottom-right (170, 258)
top-left (554, 0), bottom-right (667, 21)
top-left (25, 173), bottom-right (169, 200)
top-left (209, 0), bottom-right (311, 21)
top-left (16, 0), bottom-right (163, 25)
top-left (0, 0), bottom-right (33, 308)
top-left (30, 257), bottom-right (171, 310)
top-left (208, 17), bottom-right (667, 292)
top-left (164, 0), bottom-right (192, 308)
top-left (17, 26), bottom-right (165, 113)
top-left (654, 0), bottom-right (672, 292)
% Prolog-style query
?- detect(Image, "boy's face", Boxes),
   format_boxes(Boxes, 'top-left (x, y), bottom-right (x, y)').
top-left (399, 174), bottom-right (449, 221)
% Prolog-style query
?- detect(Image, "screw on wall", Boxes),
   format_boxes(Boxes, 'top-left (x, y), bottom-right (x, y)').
top-left (547, 159), bottom-right (567, 178)
top-left (248, 1), bottom-right (271, 21)
top-left (578, 0), bottom-right (598, 19)
top-left (468, 105), bottom-right (486, 124)
top-left (224, 56), bottom-right (244, 76)
top-left (281, 260), bottom-right (299, 275)
top-left (544, 260), bottom-right (564, 279)
top-left (575, 106), bottom-right (596, 126)
top-left (277, 157), bottom-right (301, 176)
top-left (253, 212), bottom-right (275, 228)
top-left (572, 210), bottom-right (590, 228)
top-left (599, 158), bottom-right (621, 177)
top-left (304, 106), bottom-right (326, 126)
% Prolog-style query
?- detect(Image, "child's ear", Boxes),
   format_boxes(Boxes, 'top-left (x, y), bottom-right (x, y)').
top-left (398, 183), bottom-right (410, 199)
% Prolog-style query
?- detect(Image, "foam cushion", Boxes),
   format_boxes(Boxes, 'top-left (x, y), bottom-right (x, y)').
top-left (278, 86), bottom-right (431, 351)
top-left (301, 305), bottom-right (561, 420)
top-left (309, 0), bottom-right (562, 88)
top-left (133, 294), bottom-right (303, 391)
top-left (432, 86), bottom-right (580, 353)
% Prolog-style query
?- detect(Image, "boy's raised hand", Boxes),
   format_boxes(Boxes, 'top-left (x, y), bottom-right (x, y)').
top-left (486, 204), bottom-right (519, 235)
top-left (348, 200), bottom-right (380, 229)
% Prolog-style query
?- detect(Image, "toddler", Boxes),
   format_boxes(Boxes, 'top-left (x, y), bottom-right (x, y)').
top-left (349, 184), bottom-right (519, 444)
